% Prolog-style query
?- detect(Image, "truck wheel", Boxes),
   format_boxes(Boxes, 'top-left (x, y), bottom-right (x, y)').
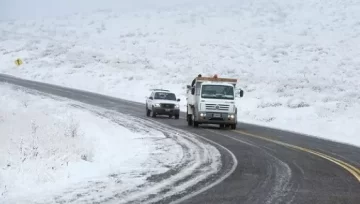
top-left (193, 121), bottom-right (199, 127)
top-left (192, 115), bottom-right (199, 127)
top-left (186, 107), bottom-right (189, 121)
top-left (230, 124), bottom-right (237, 130)
top-left (219, 124), bottom-right (225, 129)
top-left (169, 115), bottom-right (173, 118)
top-left (187, 114), bottom-right (192, 126)
top-left (175, 115), bottom-right (179, 119)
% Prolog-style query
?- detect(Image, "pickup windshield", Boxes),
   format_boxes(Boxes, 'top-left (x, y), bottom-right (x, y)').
top-left (201, 85), bottom-right (234, 100)
top-left (154, 92), bottom-right (177, 101)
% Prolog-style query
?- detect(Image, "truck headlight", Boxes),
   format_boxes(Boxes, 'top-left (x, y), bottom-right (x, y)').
top-left (228, 114), bottom-right (235, 119)
top-left (175, 104), bottom-right (179, 109)
top-left (154, 104), bottom-right (160, 107)
top-left (200, 113), bottom-right (206, 117)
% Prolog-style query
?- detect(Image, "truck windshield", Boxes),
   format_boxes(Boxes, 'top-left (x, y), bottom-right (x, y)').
top-left (154, 92), bottom-right (177, 101)
top-left (201, 85), bottom-right (234, 100)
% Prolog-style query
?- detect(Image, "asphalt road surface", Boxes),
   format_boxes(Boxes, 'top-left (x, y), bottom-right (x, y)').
top-left (1, 74), bottom-right (359, 204)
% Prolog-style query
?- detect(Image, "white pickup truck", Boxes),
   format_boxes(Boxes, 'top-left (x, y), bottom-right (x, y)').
top-left (186, 76), bottom-right (244, 129)
top-left (146, 89), bottom-right (181, 119)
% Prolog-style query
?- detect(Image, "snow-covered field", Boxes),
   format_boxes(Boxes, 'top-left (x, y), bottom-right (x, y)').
top-left (1, 0), bottom-right (360, 147)
top-left (0, 84), bottom-right (222, 203)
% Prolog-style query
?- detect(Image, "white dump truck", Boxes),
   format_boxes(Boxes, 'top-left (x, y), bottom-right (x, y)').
top-left (186, 75), bottom-right (244, 129)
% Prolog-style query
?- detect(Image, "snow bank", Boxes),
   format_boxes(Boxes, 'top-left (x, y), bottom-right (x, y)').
top-left (0, 0), bottom-right (359, 147)
top-left (0, 84), bottom-right (222, 204)
top-left (0, 84), bottom-right (182, 203)
top-left (0, 84), bottom-right (91, 200)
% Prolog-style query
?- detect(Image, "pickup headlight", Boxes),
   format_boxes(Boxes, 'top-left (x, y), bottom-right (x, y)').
top-left (228, 114), bottom-right (235, 119)
top-left (175, 104), bottom-right (179, 109)
top-left (154, 104), bottom-right (160, 107)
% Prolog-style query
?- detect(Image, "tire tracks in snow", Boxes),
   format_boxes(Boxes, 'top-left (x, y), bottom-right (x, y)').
top-left (34, 103), bottom-right (236, 204)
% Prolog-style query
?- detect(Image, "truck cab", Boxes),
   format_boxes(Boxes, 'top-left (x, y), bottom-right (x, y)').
top-left (186, 76), bottom-right (244, 129)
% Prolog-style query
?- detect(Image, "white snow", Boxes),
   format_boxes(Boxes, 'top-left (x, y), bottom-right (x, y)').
top-left (0, 0), bottom-right (360, 147)
top-left (0, 84), bottom-right (152, 202)
top-left (0, 84), bottom-right (222, 203)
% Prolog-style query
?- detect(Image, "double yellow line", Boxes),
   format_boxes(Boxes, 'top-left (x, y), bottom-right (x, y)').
top-left (233, 130), bottom-right (360, 182)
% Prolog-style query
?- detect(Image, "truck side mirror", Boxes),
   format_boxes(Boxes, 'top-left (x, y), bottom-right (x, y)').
top-left (240, 90), bottom-right (244, 97)
top-left (149, 96), bottom-right (153, 100)
top-left (187, 85), bottom-right (191, 89)
top-left (191, 87), bottom-right (195, 95)
top-left (177, 99), bottom-right (181, 102)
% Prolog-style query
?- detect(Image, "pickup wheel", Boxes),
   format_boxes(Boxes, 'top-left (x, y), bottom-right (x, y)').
top-left (175, 115), bottom-right (179, 119)
top-left (219, 124), bottom-right (225, 129)
top-left (146, 106), bottom-right (150, 117)
top-left (168, 115), bottom-right (173, 118)
top-left (151, 108), bottom-right (156, 118)
top-left (230, 124), bottom-right (237, 130)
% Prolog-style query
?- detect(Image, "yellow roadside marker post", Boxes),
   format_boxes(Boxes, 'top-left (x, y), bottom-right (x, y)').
top-left (14, 58), bottom-right (23, 66)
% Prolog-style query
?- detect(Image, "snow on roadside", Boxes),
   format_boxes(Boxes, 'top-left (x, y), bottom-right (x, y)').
top-left (0, 84), bottom-right (93, 201)
top-left (0, 84), bottom-right (184, 203)
top-left (0, 83), bottom-right (223, 204)
top-left (0, 0), bottom-right (360, 147)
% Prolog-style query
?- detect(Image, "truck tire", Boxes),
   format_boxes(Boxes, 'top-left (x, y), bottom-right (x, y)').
top-left (186, 107), bottom-right (189, 121)
top-left (169, 115), bottom-right (173, 118)
top-left (175, 115), bottom-right (179, 119)
top-left (230, 124), bottom-right (236, 130)
top-left (187, 114), bottom-right (192, 126)
top-left (192, 114), bottom-right (199, 127)
top-left (219, 124), bottom-right (225, 129)
top-left (193, 121), bottom-right (199, 127)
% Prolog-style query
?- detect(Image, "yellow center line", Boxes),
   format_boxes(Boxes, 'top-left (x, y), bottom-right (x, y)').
top-left (233, 130), bottom-right (360, 183)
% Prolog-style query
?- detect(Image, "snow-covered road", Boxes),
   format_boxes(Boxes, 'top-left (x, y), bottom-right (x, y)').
top-left (0, 84), bottom-right (223, 204)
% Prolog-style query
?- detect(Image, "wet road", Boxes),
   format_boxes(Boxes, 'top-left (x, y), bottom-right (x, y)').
top-left (1, 74), bottom-right (359, 204)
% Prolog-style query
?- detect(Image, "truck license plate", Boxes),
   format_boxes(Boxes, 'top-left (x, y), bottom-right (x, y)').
top-left (213, 113), bottom-right (221, 118)
top-left (165, 109), bottom-right (170, 112)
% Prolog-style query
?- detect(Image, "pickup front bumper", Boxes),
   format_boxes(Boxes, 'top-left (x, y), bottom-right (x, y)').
top-left (153, 107), bottom-right (180, 116)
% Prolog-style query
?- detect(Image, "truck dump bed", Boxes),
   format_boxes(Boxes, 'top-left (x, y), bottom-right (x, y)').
top-left (195, 77), bottom-right (237, 84)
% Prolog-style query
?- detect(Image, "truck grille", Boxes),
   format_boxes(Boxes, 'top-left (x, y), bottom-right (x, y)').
top-left (161, 103), bottom-right (175, 108)
top-left (205, 104), bottom-right (230, 111)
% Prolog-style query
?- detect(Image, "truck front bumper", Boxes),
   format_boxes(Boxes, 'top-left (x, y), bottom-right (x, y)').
top-left (196, 112), bottom-right (237, 124)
